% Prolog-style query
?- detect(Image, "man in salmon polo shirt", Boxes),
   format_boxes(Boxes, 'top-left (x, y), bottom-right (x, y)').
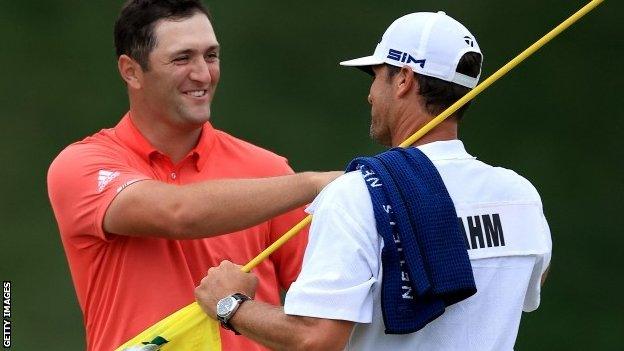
top-left (46, 1), bottom-right (340, 350)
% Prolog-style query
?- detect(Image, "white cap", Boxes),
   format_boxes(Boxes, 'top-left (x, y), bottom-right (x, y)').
top-left (340, 11), bottom-right (482, 88)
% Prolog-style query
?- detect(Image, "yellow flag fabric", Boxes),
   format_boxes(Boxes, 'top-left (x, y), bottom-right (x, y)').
top-left (114, 302), bottom-right (220, 351)
top-left (114, 216), bottom-right (314, 351)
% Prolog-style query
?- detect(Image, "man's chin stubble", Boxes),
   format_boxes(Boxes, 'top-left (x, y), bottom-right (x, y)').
top-left (370, 127), bottom-right (391, 146)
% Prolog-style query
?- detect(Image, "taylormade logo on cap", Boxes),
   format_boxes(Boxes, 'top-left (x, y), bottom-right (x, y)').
top-left (340, 11), bottom-right (483, 88)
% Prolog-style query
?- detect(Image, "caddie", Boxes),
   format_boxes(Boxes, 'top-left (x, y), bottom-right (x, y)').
top-left (195, 11), bottom-right (552, 350)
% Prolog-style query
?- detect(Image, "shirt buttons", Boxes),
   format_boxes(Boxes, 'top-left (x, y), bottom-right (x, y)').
top-left (170, 172), bottom-right (177, 180)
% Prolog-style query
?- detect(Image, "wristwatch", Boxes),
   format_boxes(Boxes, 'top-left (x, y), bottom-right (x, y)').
top-left (216, 293), bottom-right (251, 334)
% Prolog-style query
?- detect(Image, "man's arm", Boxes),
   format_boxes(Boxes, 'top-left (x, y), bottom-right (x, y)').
top-left (104, 172), bottom-right (341, 239)
top-left (541, 264), bottom-right (550, 286)
top-left (229, 302), bottom-right (353, 351)
top-left (194, 261), bottom-right (354, 351)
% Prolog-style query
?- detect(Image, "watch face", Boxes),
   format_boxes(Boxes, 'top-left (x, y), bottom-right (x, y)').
top-left (216, 296), bottom-right (235, 317)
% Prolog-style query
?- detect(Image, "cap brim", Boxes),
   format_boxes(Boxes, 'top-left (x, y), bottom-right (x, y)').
top-left (339, 56), bottom-right (384, 76)
top-left (339, 55), bottom-right (383, 67)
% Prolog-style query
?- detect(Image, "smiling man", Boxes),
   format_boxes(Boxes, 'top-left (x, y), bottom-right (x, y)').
top-left (46, 1), bottom-right (339, 350)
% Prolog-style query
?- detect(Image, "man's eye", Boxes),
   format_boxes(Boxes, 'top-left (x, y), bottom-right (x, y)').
top-left (205, 53), bottom-right (219, 60)
top-left (173, 56), bottom-right (189, 64)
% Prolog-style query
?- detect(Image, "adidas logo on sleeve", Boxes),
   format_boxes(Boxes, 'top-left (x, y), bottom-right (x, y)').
top-left (97, 170), bottom-right (120, 193)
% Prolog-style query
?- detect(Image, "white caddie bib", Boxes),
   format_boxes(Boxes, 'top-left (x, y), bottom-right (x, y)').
top-left (456, 201), bottom-right (550, 260)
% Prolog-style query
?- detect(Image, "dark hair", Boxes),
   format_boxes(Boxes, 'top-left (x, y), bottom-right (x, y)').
top-left (114, 0), bottom-right (212, 70)
top-left (387, 51), bottom-right (482, 120)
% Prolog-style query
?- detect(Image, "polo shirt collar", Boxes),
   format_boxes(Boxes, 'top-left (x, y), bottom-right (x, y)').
top-left (415, 139), bottom-right (476, 161)
top-left (192, 121), bottom-right (215, 171)
top-left (114, 112), bottom-right (215, 171)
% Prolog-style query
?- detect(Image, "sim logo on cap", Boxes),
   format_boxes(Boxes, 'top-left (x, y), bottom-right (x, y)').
top-left (387, 49), bottom-right (426, 68)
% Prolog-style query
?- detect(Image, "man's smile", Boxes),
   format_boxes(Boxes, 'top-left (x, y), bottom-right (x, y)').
top-left (183, 89), bottom-right (208, 98)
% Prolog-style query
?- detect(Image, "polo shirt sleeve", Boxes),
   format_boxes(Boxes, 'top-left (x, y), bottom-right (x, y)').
top-left (47, 143), bottom-right (151, 246)
top-left (284, 172), bottom-right (381, 323)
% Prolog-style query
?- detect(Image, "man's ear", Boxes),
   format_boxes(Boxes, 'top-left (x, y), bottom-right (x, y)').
top-left (118, 54), bottom-right (143, 90)
top-left (396, 66), bottom-right (415, 98)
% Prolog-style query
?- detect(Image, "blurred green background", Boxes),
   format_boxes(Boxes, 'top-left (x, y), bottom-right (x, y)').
top-left (1, 0), bottom-right (621, 349)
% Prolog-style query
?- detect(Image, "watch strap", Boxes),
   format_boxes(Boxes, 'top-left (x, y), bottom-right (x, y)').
top-left (220, 293), bottom-right (251, 335)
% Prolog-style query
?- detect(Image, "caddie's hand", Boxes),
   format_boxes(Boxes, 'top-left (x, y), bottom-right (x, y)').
top-left (312, 171), bottom-right (343, 194)
top-left (195, 260), bottom-right (258, 319)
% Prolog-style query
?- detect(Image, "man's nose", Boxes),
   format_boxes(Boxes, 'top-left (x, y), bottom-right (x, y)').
top-left (367, 94), bottom-right (373, 105)
top-left (189, 58), bottom-right (212, 83)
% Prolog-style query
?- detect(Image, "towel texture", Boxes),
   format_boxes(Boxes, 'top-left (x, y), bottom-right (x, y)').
top-left (346, 147), bottom-right (476, 334)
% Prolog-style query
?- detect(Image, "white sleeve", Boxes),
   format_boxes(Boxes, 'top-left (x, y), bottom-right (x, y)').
top-left (523, 212), bottom-right (552, 312)
top-left (284, 172), bottom-right (380, 323)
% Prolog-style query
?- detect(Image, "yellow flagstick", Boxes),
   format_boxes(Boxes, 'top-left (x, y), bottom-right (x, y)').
top-left (116, 1), bottom-right (604, 349)
top-left (242, 215), bottom-right (313, 272)
top-left (400, 0), bottom-right (605, 147)
top-left (241, 0), bottom-right (605, 273)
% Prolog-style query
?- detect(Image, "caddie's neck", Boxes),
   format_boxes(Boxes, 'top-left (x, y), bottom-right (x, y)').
top-left (391, 109), bottom-right (458, 147)
top-left (372, 65), bottom-right (458, 148)
top-left (129, 100), bottom-right (202, 164)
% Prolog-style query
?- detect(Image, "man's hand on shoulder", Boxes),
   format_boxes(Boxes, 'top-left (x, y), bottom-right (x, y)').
top-left (309, 171), bottom-right (343, 195)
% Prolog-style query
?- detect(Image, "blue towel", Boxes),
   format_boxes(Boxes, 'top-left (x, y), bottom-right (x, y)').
top-left (346, 147), bottom-right (476, 334)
